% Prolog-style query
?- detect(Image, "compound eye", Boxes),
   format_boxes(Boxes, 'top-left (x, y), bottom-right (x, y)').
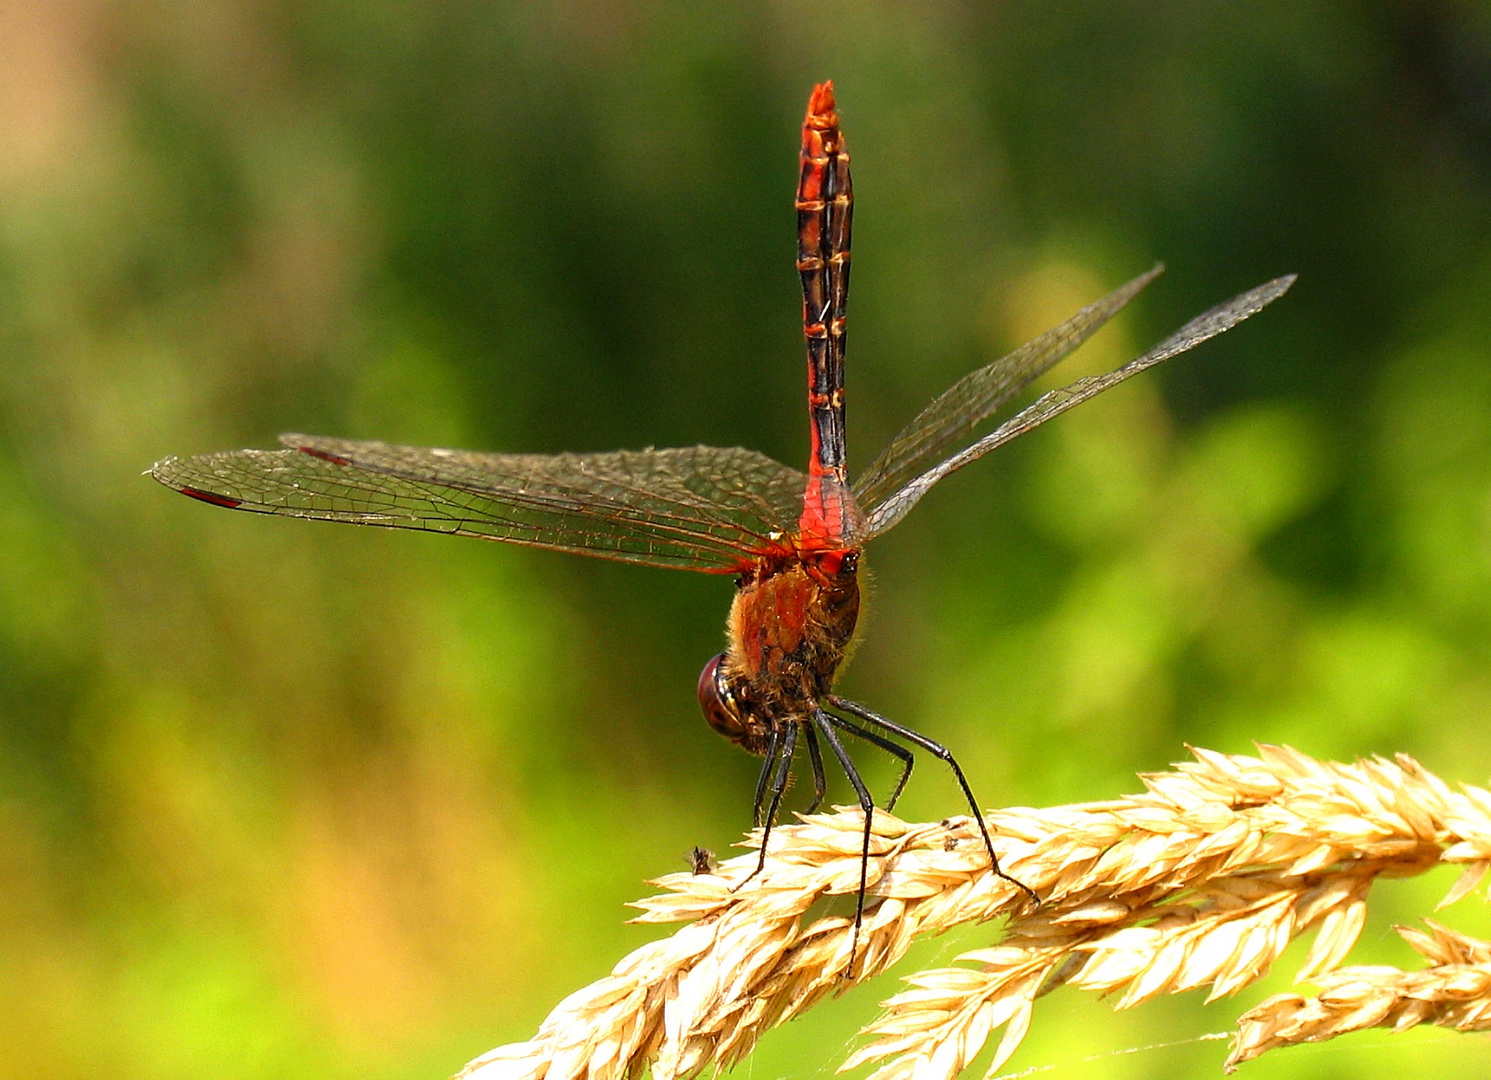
top-left (697, 652), bottom-right (747, 741)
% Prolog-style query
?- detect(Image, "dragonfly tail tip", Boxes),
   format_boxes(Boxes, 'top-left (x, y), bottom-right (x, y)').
top-left (808, 81), bottom-right (837, 117)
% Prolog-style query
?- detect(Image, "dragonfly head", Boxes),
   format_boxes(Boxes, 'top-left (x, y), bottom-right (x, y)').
top-left (698, 652), bottom-right (765, 751)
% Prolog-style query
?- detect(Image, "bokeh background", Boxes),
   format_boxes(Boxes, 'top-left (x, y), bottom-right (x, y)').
top-left (4, 2), bottom-right (1491, 1077)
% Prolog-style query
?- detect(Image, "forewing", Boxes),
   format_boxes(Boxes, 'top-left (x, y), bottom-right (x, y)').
top-left (852, 265), bottom-right (1164, 511)
top-left (862, 275), bottom-right (1297, 537)
top-left (151, 434), bottom-right (808, 573)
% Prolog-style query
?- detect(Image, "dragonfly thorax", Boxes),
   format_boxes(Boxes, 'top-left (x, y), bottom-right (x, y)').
top-left (697, 553), bottom-right (860, 756)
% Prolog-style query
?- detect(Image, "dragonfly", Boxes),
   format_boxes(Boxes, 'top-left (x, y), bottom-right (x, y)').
top-left (153, 82), bottom-right (1294, 944)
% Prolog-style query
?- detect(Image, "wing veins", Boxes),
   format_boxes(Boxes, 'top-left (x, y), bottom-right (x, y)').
top-left (281, 437), bottom-right (806, 551)
top-left (154, 440), bottom-right (805, 572)
top-left (853, 265), bottom-right (1164, 510)
top-left (303, 465), bottom-right (762, 556)
top-left (198, 459), bottom-right (757, 563)
top-left (862, 275), bottom-right (1298, 537)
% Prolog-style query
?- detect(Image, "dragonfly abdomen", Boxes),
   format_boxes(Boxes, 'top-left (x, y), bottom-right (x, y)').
top-left (797, 81), bottom-right (853, 488)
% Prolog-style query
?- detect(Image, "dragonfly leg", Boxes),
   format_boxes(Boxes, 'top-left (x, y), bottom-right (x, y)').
top-left (752, 728), bottom-right (784, 827)
top-left (740, 723), bottom-right (798, 888)
top-left (811, 707), bottom-right (876, 976)
top-left (802, 722), bottom-right (828, 814)
top-left (826, 694), bottom-right (1040, 909)
top-left (825, 712), bottom-right (915, 811)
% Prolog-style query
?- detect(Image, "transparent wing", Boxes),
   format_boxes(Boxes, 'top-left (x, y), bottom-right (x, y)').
top-left (861, 275), bottom-right (1297, 538)
top-left (151, 434), bottom-right (809, 573)
top-left (852, 265), bottom-right (1164, 512)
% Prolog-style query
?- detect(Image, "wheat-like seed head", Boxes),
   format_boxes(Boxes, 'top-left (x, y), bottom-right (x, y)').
top-left (458, 746), bottom-right (1491, 1080)
top-left (1227, 919), bottom-right (1491, 1069)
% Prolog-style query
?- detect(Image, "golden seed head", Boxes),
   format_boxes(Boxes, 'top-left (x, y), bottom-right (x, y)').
top-left (459, 746), bottom-right (1491, 1080)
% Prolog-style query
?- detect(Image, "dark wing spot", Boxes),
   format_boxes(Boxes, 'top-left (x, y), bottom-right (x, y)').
top-left (297, 447), bottom-right (352, 465)
top-left (181, 487), bottom-right (243, 509)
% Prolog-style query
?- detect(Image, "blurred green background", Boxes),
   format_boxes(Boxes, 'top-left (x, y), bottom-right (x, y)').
top-left (4, 2), bottom-right (1491, 1078)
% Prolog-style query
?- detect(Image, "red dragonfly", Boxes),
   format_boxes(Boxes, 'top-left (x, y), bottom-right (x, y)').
top-left (153, 83), bottom-right (1293, 933)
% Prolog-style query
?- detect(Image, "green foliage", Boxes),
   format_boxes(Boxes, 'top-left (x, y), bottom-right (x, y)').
top-left (2, 3), bottom-right (1491, 1077)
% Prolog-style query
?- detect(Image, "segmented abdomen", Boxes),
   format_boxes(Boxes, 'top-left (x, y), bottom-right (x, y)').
top-left (796, 81), bottom-right (858, 550)
top-left (797, 81), bottom-right (853, 485)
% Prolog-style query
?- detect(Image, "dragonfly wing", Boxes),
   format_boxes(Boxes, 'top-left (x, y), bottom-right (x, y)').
top-left (852, 265), bottom-right (1164, 512)
top-left (151, 435), bottom-right (808, 573)
top-left (862, 274), bottom-right (1297, 538)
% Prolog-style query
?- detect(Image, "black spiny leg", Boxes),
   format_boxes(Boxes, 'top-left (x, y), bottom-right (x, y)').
top-left (744, 723), bottom-right (798, 886)
top-left (752, 728), bottom-right (783, 827)
top-left (803, 722), bottom-right (828, 814)
top-left (811, 707), bottom-right (876, 971)
top-left (830, 713), bottom-right (915, 810)
top-left (827, 694), bottom-right (1039, 909)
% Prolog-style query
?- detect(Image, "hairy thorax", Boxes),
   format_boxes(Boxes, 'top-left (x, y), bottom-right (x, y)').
top-left (717, 552), bottom-right (860, 753)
